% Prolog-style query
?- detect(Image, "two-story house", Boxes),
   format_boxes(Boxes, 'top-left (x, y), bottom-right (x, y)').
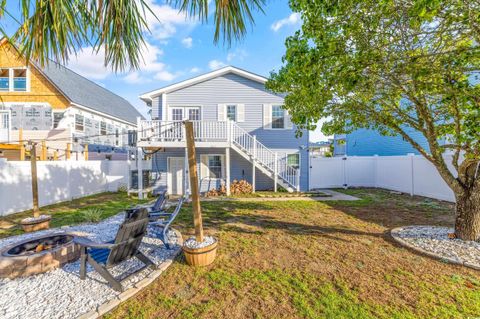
top-left (138, 66), bottom-right (309, 194)
top-left (0, 38), bottom-right (142, 160)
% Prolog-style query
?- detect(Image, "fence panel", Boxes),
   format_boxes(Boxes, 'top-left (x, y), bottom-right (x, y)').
top-left (309, 154), bottom-right (455, 202)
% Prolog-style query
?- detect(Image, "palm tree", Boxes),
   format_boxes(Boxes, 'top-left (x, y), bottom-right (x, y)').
top-left (0, 0), bottom-right (265, 71)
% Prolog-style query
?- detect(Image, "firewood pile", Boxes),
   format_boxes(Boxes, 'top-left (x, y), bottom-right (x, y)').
top-left (205, 179), bottom-right (253, 197)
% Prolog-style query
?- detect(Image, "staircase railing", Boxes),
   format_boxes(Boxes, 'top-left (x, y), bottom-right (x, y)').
top-left (230, 121), bottom-right (299, 190)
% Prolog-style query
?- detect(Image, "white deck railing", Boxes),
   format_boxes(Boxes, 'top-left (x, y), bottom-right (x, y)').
top-left (138, 120), bottom-right (299, 190)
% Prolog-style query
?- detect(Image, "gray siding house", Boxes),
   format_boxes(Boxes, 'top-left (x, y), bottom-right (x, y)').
top-left (138, 66), bottom-right (309, 195)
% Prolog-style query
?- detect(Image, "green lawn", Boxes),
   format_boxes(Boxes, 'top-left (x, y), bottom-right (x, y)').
top-left (105, 188), bottom-right (479, 319)
top-left (0, 192), bottom-right (149, 238)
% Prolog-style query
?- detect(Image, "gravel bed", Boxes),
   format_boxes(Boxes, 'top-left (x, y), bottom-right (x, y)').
top-left (0, 213), bottom-right (180, 319)
top-left (391, 226), bottom-right (480, 269)
top-left (184, 236), bottom-right (216, 249)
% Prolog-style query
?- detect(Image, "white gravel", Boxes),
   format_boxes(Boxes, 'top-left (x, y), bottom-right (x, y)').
top-left (391, 226), bottom-right (480, 268)
top-left (0, 212), bottom-right (180, 319)
top-left (184, 236), bottom-right (216, 249)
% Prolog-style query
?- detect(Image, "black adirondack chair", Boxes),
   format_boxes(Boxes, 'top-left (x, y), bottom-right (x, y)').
top-left (74, 207), bottom-right (155, 292)
top-left (150, 196), bottom-right (185, 249)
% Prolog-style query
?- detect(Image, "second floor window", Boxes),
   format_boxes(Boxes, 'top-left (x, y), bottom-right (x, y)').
top-left (13, 69), bottom-right (27, 91)
top-left (100, 121), bottom-right (107, 135)
top-left (272, 105), bottom-right (285, 129)
top-left (75, 114), bottom-right (84, 131)
top-left (172, 109), bottom-right (183, 121)
top-left (188, 108), bottom-right (200, 121)
top-left (226, 105), bottom-right (236, 121)
top-left (0, 69), bottom-right (9, 91)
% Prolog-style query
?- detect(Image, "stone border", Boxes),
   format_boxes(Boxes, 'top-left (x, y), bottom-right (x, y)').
top-left (76, 229), bottom-right (184, 319)
top-left (390, 226), bottom-right (480, 271)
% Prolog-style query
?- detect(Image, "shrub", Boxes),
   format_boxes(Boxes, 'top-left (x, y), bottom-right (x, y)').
top-left (81, 208), bottom-right (103, 223)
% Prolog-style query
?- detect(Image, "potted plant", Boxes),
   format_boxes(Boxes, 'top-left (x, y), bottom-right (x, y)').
top-left (20, 143), bottom-right (51, 232)
top-left (182, 121), bottom-right (218, 266)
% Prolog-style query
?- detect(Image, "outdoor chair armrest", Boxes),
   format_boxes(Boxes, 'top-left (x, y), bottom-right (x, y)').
top-left (74, 237), bottom-right (116, 249)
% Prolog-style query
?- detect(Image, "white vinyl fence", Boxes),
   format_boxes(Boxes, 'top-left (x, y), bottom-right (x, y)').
top-left (310, 155), bottom-right (456, 202)
top-left (0, 160), bottom-right (131, 216)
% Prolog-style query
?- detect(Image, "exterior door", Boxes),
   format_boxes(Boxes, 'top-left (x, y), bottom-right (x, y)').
top-left (0, 111), bottom-right (10, 143)
top-left (168, 157), bottom-right (185, 195)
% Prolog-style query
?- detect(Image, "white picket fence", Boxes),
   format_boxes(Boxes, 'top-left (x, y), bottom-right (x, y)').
top-left (0, 160), bottom-right (132, 216)
top-left (310, 155), bottom-right (456, 202)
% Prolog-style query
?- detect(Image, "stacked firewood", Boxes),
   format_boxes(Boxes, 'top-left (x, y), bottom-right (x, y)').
top-left (230, 179), bottom-right (253, 195)
top-left (205, 179), bottom-right (253, 197)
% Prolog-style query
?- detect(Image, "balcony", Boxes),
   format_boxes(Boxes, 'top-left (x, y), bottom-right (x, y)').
top-left (138, 120), bottom-right (231, 148)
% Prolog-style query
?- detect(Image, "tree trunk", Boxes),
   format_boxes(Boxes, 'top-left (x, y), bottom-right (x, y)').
top-left (454, 187), bottom-right (480, 241)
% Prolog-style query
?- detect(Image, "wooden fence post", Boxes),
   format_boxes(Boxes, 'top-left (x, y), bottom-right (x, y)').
top-left (185, 121), bottom-right (204, 243)
top-left (30, 143), bottom-right (40, 217)
top-left (19, 128), bottom-right (25, 161)
top-left (41, 140), bottom-right (47, 161)
top-left (66, 143), bottom-right (71, 160)
top-left (84, 144), bottom-right (89, 161)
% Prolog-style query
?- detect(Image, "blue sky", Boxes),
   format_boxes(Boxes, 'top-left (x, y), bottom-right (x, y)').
top-left (2, 0), bottom-right (329, 141)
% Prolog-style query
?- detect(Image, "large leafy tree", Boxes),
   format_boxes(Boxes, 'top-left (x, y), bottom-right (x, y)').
top-left (267, 0), bottom-right (480, 240)
top-left (0, 0), bottom-right (264, 70)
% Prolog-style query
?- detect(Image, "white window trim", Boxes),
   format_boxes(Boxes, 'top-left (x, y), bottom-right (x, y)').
top-left (226, 104), bottom-right (237, 121)
top-left (167, 105), bottom-right (202, 121)
top-left (51, 110), bottom-right (65, 129)
top-left (263, 104), bottom-right (293, 130)
top-left (286, 152), bottom-right (301, 170)
top-left (74, 114), bottom-right (85, 132)
top-left (200, 154), bottom-right (225, 180)
top-left (0, 67), bottom-right (30, 92)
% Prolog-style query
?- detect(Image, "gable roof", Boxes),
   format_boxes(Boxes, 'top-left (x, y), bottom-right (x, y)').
top-left (139, 66), bottom-right (268, 102)
top-left (0, 38), bottom-right (143, 125)
top-left (41, 62), bottom-right (143, 124)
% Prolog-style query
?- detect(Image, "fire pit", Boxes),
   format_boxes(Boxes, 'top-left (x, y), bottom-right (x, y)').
top-left (0, 233), bottom-right (80, 278)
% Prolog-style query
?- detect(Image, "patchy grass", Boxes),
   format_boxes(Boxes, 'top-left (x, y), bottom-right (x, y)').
top-left (224, 190), bottom-right (331, 198)
top-left (0, 192), bottom-right (149, 238)
top-left (106, 188), bottom-right (478, 319)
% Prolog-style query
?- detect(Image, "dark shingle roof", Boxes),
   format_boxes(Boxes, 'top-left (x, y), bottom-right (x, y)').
top-left (40, 62), bottom-right (143, 124)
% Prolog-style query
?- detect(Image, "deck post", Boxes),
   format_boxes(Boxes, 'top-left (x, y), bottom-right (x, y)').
top-left (41, 140), bottom-right (47, 160)
top-left (19, 128), bottom-right (25, 161)
top-left (84, 144), bottom-right (89, 161)
top-left (225, 147), bottom-right (231, 196)
top-left (53, 150), bottom-right (58, 161)
top-left (66, 143), bottom-right (71, 160)
top-left (252, 135), bottom-right (256, 193)
top-left (184, 147), bottom-right (189, 195)
top-left (137, 147), bottom-right (144, 199)
top-left (274, 152), bottom-right (278, 192)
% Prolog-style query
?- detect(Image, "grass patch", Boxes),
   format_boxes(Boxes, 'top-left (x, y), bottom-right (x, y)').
top-left (0, 192), bottom-right (149, 239)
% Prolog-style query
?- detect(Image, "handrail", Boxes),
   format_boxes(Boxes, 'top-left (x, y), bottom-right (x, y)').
top-left (138, 120), bottom-right (299, 189)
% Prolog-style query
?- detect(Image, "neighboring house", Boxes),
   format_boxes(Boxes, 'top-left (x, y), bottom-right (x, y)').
top-left (0, 38), bottom-right (142, 160)
top-left (333, 128), bottom-right (429, 156)
top-left (309, 141), bottom-right (332, 157)
top-left (138, 66), bottom-right (309, 194)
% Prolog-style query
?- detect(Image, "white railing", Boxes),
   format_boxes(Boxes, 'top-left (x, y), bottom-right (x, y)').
top-left (138, 120), bottom-right (299, 190)
top-left (139, 120), bottom-right (228, 143)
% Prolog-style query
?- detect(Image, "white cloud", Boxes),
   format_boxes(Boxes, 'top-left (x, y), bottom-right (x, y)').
top-left (271, 13), bottom-right (301, 32)
top-left (226, 49), bottom-right (248, 62)
top-left (208, 60), bottom-right (226, 70)
top-left (190, 67), bottom-right (201, 73)
top-left (154, 71), bottom-right (176, 81)
top-left (68, 47), bottom-right (109, 80)
top-left (181, 37), bottom-right (193, 48)
top-left (144, 0), bottom-right (197, 40)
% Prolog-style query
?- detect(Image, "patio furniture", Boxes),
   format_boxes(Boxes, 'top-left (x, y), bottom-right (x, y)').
top-left (146, 189), bottom-right (169, 218)
top-left (150, 196), bottom-right (185, 249)
top-left (74, 207), bottom-right (155, 292)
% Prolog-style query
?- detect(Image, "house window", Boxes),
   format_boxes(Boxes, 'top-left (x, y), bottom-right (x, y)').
top-left (0, 69), bottom-right (9, 91)
top-left (226, 105), bottom-right (236, 121)
top-left (13, 69), bottom-right (27, 91)
top-left (287, 153), bottom-right (300, 169)
top-left (208, 155), bottom-right (223, 178)
top-left (188, 108), bottom-right (200, 121)
top-left (75, 114), bottom-right (84, 131)
top-left (172, 108), bottom-right (183, 121)
top-left (52, 111), bottom-right (64, 128)
top-left (100, 121), bottom-right (107, 135)
top-left (272, 105), bottom-right (285, 129)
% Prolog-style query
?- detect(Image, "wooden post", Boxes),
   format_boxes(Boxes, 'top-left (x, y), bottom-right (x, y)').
top-left (53, 150), bottom-right (58, 161)
top-left (185, 121), bottom-right (204, 242)
top-left (19, 128), bottom-right (25, 161)
top-left (274, 152), bottom-right (278, 192)
top-left (225, 147), bottom-right (231, 196)
top-left (30, 143), bottom-right (40, 217)
top-left (41, 140), bottom-right (47, 161)
top-left (84, 144), bottom-right (89, 161)
top-left (66, 143), bottom-right (71, 160)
